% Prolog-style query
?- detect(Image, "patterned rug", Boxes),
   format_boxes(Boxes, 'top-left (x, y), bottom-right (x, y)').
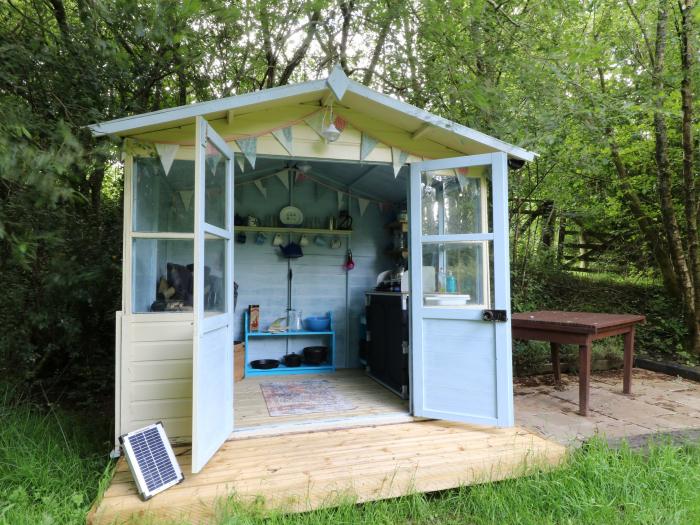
top-left (260, 379), bottom-right (356, 417)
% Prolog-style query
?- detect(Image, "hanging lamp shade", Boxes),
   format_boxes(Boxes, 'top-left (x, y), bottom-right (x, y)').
top-left (322, 121), bottom-right (341, 143)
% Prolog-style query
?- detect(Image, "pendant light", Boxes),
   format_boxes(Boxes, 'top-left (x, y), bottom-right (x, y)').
top-left (321, 101), bottom-right (341, 143)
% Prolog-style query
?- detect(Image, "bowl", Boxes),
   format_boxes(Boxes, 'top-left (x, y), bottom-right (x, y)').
top-left (303, 346), bottom-right (328, 365)
top-left (305, 316), bottom-right (330, 332)
top-left (250, 359), bottom-right (280, 370)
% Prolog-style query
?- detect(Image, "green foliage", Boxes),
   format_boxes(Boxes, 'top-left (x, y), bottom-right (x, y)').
top-left (0, 393), bottom-right (112, 524)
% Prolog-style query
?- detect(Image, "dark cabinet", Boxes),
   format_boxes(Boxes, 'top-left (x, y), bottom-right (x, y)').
top-left (365, 292), bottom-right (409, 399)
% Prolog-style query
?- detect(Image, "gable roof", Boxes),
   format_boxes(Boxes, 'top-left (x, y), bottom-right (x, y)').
top-left (88, 66), bottom-right (534, 162)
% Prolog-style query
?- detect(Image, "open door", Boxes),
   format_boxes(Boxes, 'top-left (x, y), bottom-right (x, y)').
top-left (409, 152), bottom-right (513, 427)
top-left (192, 116), bottom-right (235, 473)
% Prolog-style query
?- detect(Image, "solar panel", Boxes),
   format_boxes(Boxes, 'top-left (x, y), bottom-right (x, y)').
top-left (120, 422), bottom-right (184, 500)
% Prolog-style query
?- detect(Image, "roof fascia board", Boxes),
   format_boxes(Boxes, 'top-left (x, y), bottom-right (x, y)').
top-left (88, 79), bottom-right (328, 137)
top-left (345, 80), bottom-right (535, 162)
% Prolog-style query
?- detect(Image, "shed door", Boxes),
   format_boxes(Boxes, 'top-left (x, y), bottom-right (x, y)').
top-left (192, 116), bottom-right (235, 473)
top-left (409, 153), bottom-right (513, 427)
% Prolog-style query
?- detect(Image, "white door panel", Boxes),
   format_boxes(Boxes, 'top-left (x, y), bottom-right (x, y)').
top-left (409, 153), bottom-right (513, 427)
top-left (192, 116), bottom-right (235, 473)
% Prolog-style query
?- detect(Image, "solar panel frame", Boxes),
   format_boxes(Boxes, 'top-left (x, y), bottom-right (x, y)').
top-left (120, 422), bottom-right (185, 500)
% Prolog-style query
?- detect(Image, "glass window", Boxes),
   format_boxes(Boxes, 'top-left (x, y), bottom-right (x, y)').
top-left (205, 142), bottom-right (227, 229)
top-left (133, 157), bottom-right (195, 233)
top-left (421, 167), bottom-right (490, 235)
top-left (204, 236), bottom-right (226, 314)
top-left (132, 238), bottom-right (195, 313)
top-left (421, 242), bottom-right (490, 307)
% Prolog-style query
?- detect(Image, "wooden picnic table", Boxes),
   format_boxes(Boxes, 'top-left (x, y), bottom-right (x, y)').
top-left (511, 311), bottom-right (646, 416)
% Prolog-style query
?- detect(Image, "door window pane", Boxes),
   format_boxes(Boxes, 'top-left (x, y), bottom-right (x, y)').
top-left (205, 141), bottom-right (227, 229)
top-left (132, 238), bottom-right (194, 313)
top-left (421, 167), bottom-right (490, 235)
top-left (421, 242), bottom-right (490, 307)
top-left (204, 236), bottom-right (226, 314)
top-left (133, 157), bottom-right (195, 232)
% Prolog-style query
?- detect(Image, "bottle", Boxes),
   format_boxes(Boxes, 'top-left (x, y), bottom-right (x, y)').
top-left (446, 271), bottom-right (457, 293)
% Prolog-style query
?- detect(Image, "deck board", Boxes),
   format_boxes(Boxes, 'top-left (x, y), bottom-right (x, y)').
top-left (89, 421), bottom-right (565, 524)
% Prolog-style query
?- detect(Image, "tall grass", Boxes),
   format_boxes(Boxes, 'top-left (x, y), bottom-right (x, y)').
top-left (0, 392), bottom-right (112, 524)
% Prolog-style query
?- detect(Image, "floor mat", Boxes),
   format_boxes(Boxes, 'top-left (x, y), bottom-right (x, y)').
top-left (260, 379), bottom-right (356, 417)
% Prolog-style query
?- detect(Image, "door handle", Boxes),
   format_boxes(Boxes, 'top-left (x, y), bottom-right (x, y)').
top-left (482, 309), bottom-right (508, 322)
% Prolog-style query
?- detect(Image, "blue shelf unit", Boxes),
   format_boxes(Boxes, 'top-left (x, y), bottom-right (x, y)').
top-left (243, 311), bottom-right (336, 376)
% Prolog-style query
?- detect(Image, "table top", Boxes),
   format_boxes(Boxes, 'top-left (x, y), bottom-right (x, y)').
top-left (511, 310), bottom-right (646, 334)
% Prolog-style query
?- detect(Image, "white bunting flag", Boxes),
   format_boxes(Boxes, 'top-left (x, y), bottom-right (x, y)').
top-left (455, 167), bottom-right (470, 191)
top-left (235, 137), bottom-right (257, 169)
top-left (391, 147), bottom-right (409, 177)
top-left (358, 197), bottom-right (370, 216)
top-left (235, 154), bottom-right (245, 173)
top-left (254, 179), bottom-right (267, 198)
top-left (304, 112), bottom-right (326, 140)
top-left (360, 133), bottom-right (379, 161)
top-left (337, 191), bottom-right (344, 210)
top-left (275, 170), bottom-right (289, 189)
top-left (271, 127), bottom-right (294, 155)
top-left (155, 143), bottom-right (179, 176)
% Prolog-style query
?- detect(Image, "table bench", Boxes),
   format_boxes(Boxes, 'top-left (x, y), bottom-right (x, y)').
top-left (511, 311), bottom-right (646, 416)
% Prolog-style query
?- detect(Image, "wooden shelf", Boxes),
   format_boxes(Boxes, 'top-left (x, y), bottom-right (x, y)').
top-left (235, 226), bottom-right (352, 236)
top-left (245, 363), bottom-right (334, 376)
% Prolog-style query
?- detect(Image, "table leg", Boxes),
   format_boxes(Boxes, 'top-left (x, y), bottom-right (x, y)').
top-left (550, 343), bottom-right (561, 385)
top-left (579, 343), bottom-right (591, 416)
top-left (623, 326), bottom-right (635, 394)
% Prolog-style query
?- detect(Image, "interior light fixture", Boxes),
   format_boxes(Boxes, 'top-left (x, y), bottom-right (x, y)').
top-left (321, 101), bottom-right (341, 143)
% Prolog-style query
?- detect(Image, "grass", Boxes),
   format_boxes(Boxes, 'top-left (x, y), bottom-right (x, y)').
top-left (2, 397), bottom-right (700, 525)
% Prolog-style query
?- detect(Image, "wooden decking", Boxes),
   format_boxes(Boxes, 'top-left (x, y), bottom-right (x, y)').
top-left (89, 421), bottom-right (566, 524)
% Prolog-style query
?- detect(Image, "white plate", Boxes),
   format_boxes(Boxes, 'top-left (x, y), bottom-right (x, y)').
top-left (279, 206), bottom-right (304, 226)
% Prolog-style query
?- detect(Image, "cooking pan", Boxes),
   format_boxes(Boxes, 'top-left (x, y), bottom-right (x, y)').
top-left (250, 359), bottom-right (279, 370)
top-left (303, 346), bottom-right (328, 365)
top-left (282, 353), bottom-right (302, 367)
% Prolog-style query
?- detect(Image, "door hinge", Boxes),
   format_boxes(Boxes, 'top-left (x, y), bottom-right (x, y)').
top-left (402, 341), bottom-right (409, 354)
top-left (482, 309), bottom-right (508, 322)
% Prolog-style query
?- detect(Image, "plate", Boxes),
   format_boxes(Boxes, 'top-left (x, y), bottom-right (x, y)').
top-left (279, 206), bottom-right (304, 226)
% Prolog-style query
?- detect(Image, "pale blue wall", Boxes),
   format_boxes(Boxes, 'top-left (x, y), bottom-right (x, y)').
top-left (233, 173), bottom-right (396, 368)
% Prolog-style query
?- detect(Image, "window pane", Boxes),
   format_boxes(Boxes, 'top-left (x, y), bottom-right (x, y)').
top-left (133, 157), bottom-right (194, 232)
top-left (204, 236), bottom-right (226, 314)
top-left (421, 242), bottom-right (490, 307)
top-left (421, 166), bottom-right (490, 235)
top-left (132, 238), bottom-right (194, 313)
top-left (205, 141), bottom-right (227, 229)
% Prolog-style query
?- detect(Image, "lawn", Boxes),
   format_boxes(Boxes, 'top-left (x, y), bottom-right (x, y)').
top-left (2, 397), bottom-right (700, 525)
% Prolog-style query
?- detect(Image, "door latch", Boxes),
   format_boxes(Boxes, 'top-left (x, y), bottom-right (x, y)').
top-left (482, 309), bottom-right (508, 322)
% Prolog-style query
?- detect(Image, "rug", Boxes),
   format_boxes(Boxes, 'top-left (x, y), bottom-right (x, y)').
top-left (260, 379), bottom-right (356, 417)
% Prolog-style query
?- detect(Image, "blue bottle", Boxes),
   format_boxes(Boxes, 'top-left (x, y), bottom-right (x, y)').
top-left (446, 272), bottom-right (457, 293)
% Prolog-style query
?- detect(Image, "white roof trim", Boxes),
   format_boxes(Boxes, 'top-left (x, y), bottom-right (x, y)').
top-left (88, 69), bottom-right (534, 161)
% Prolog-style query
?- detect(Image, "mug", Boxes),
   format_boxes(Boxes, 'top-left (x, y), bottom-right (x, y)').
top-left (314, 235), bottom-right (326, 247)
top-left (272, 233), bottom-right (283, 246)
top-left (236, 232), bottom-right (247, 244)
top-left (299, 234), bottom-right (309, 246)
top-left (255, 232), bottom-right (267, 245)
top-left (330, 237), bottom-right (341, 249)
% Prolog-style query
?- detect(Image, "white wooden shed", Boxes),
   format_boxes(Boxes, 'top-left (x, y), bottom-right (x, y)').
top-left (89, 66), bottom-right (539, 485)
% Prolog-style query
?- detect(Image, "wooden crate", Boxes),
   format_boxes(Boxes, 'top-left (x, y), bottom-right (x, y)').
top-left (234, 342), bottom-right (245, 382)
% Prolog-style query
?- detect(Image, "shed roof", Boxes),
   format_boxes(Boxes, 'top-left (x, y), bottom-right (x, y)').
top-left (88, 66), bottom-right (534, 162)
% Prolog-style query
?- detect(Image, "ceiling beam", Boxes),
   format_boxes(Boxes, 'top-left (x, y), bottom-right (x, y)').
top-left (411, 123), bottom-right (432, 140)
top-left (227, 110), bottom-right (234, 125)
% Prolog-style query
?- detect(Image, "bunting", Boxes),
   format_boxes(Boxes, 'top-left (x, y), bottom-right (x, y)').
top-left (235, 137), bottom-right (257, 169)
top-left (155, 143), bottom-right (179, 176)
top-left (337, 191), bottom-right (344, 210)
top-left (271, 127), bottom-right (294, 155)
top-left (254, 179), bottom-right (267, 198)
top-left (360, 133), bottom-right (379, 161)
top-left (358, 198), bottom-right (370, 216)
top-left (275, 170), bottom-right (289, 189)
top-left (391, 147), bottom-right (409, 177)
top-left (235, 154), bottom-right (245, 173)
top-left (303, 112), bottom-right (326, 141)
top-left (455, 167), bottom-right (470, 192)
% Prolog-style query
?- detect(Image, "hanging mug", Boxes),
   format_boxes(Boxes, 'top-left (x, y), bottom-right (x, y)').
top-left (255, 232), bottom-right (267, 245)
top-left (299, 234), bottom-right (309, 247)
top-left (272, 233), bottom-right (283, 246)
top-left (314, 235), bottom-right (326, 247)
top-left (330, 237), bottom-right (341, 249)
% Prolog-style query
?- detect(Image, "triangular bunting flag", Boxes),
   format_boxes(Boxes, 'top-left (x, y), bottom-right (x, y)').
top-left (275, 170), bottom-right (289, 189)
top-left (155, 143), bottom-right (179, 176)
top-left (178, 190), bottom-right (193, 210)
top-left (254, 179), bottom-right (267, 199)
top-left (455, 167), bottom-right (470, 191)
top-left (391, 147), bottom-right (409, 177)
top-left (271, 127), bottom-right (294, 155)
top-left (337, 191), bottom-right (344, 210)
top-left (206, 148), bottom-right (222, 177)
top-left (235, 154), bottom-right (245, 173)
top-left (334, 116), bottom-right (347, 132)
top-left (235, 137), bottom-right (257, 169)
top-left (358, 197), bottom-right (370, 216)
top-left (304, 112), bottom-right (326, 140)
top-left (360, 133), bottom-right (379, 161)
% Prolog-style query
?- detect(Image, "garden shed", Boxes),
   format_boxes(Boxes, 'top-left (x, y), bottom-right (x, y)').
top-left (86, 66), bottom-right (561, 522)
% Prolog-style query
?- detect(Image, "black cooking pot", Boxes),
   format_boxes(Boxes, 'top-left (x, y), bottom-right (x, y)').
top-left (250, 359), bottom-right (279, 370)
top-left (303, 346), bottom-right (328, 365)
top-left (282, 353), bottom-right (302, 367)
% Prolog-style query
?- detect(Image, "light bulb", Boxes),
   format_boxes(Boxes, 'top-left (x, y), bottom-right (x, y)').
top-left (322, 122), bottom-right (341, 143)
